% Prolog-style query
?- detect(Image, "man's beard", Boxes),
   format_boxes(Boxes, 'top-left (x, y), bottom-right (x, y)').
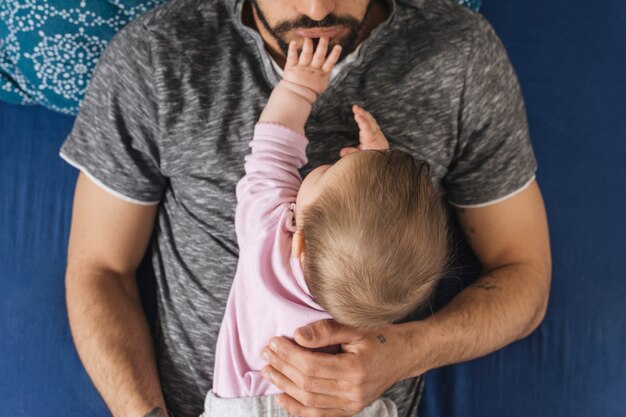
top-left (249, 0), bottom-right (373, 62)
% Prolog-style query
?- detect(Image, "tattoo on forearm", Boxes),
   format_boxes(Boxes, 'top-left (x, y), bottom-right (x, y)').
top-left (143, 408), bottom-right (165, 417)
top-left (462, 227), bottom-right (476, 235)
top-left (377, 334), bottom-right (386, 344)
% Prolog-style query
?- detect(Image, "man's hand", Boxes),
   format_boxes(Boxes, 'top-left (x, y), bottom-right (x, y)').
top-left (260, 319), bottom-right (411, 417)
top-left (340, 105), bottom-right (389, 157)
top-left (282, 37), bottom-right (342, 98)
top-left (258, 181), bottom-right (551, 417)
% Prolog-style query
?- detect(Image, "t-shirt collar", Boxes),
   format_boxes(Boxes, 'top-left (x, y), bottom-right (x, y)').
top-left (228, 0), bottom-right (397, 86)
top-left (269, 42), bottom-right (364, 81)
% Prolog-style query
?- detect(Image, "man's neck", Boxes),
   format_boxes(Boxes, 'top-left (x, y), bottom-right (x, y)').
top-left (242, 0), bottom-right (391, 69)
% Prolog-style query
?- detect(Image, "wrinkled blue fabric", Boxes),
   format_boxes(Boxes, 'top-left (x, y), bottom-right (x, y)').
top-left (420, 0), bottom-right (626, 416)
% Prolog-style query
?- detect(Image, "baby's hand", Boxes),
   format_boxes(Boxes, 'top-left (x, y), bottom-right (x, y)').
top-left (282, 37), bottom-right (342, 98)
top-left (340, 105), bottom-right (390, 157)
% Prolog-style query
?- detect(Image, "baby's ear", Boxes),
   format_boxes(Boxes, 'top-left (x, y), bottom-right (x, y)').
top-left (291, 230), bottom-right (306, 258)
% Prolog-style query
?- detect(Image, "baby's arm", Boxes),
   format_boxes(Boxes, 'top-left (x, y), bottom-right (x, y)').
top-left (235, 39), bottom-right (341, 244)
top-left (259, 38), bottom-right (342, 134)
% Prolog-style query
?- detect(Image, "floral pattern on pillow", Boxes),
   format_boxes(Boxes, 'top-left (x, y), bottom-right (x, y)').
top-left (0, 0), bottom-right (167, 114)
top-left (459, 0), bottom-right (481, 12)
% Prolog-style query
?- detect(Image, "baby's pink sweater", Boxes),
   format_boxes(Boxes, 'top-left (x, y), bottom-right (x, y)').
top-left (212, 123), bottom-right (331, 398)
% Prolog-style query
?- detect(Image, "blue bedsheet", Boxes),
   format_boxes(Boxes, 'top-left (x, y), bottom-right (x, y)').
top-left (1, 0), bottom-right (625, 416)
top-left (420, 0), bottom-right (626, 416)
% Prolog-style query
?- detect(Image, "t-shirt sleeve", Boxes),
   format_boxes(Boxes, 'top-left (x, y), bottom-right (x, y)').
top-left (443, 15), bottom-right (537, 208)
top-left (235, 123), bottom-right (307, 246)
top-left (59, 18), bottom-right (166, 205)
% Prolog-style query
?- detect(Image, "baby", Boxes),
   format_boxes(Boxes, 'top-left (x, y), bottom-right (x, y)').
top-left (203, 37), bottom-right (449, 417)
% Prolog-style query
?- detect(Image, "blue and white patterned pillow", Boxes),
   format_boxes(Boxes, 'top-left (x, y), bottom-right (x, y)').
top-left (0, 0), bottom-right (481, 115)
top-left (458, 0), bottom-right (481, 12)
top-left (0, 0), bottom-right (167, 114)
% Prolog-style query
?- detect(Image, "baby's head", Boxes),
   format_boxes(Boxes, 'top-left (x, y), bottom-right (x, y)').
top-left (292, 149), bottom-right (449, 328)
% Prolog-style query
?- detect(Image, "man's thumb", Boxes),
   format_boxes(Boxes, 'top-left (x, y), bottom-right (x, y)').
top-left (293, 319), bottom-right (358, 349)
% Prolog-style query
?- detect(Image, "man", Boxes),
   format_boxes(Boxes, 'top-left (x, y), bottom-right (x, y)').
top-left (60, 0), bottom-right (552, 416)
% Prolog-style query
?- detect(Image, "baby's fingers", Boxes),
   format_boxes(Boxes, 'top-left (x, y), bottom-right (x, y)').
top-left (322, 45), bottom-right (342, 73)
top-left (353, 105), bottom-right (381, 143)
top-left (353, 105), bottom-right (390, 150)
top-left (299, 38), bottom-right (314, 66)
top-left (311, 37), bottom-right (329, 68)
top-left (286, 41), bottom-right (298, 68)
top-left (354, 105), bottom-right (379, 131)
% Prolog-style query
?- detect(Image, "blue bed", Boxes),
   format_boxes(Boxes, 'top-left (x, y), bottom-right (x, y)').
top-left (1, 0), bottom-right (625, 416)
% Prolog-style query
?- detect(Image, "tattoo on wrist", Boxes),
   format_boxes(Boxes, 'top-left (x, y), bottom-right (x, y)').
top-left (143, 407), bottom-right (165, 417)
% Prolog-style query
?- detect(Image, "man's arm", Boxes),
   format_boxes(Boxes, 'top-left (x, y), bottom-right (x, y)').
top-left (66, 173), bottom-right (167, 417)
top-left (258, 179), bottom-right (551, 417)
top-left (405, 178), bottom-right (552, 373)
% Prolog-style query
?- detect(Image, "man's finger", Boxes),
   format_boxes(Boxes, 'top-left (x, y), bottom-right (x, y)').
top-left (294, 319), bottom-right (365, 349)
top-left (262, 365), bottom-right (350, 411)
top-left (277, 392), bottom-right (351, 417)
top-left (262, 346), bottom-right (344, 396)
top-left (265, 336), bottom-right (346, 379)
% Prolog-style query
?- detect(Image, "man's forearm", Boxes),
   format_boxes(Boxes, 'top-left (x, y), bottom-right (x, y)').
top-left (402, 261), bottom-right (550, 377)
top-left (66, 268), bottom-right (167, 417)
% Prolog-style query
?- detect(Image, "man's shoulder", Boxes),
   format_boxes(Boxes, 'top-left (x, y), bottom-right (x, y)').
top-left (115, 0), bottom-right (232, 47)
top-left (395, 0), bottom-right (490, 47)
top-left (397, 0), bottom-right (480, 24)
top-left (104, 0), bottom-right (242, 78)
top-left (143, 0), bottom-right (226, 33)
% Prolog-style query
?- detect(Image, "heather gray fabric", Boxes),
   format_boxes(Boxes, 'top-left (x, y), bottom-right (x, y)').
top-left (201, 390), bottom-right (398, 417)
top-left (59, 0), bottom-right (537, 416)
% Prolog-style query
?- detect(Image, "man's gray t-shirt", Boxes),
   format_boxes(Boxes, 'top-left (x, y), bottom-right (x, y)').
top-left (59, 0), bottom-right (537, 416)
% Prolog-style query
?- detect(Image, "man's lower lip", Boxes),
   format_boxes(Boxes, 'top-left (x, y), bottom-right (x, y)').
top-left (294, 27), bottom-right (348, 38)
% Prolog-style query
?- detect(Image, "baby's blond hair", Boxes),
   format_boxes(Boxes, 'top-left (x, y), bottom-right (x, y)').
top-left (301, 150), bottom-right (449, 328)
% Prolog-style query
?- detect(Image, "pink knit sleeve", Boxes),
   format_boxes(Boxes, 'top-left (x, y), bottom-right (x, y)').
top-left (235, 123), bottom-right (308, 245)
